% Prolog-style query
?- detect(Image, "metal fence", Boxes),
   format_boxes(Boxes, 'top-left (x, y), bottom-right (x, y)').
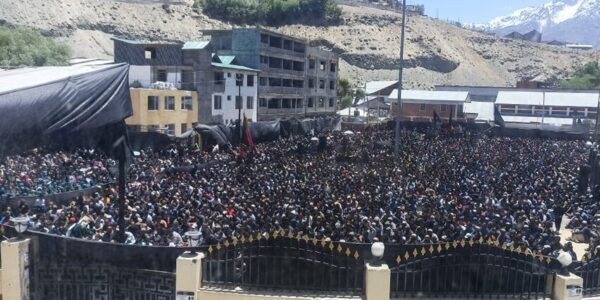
top-left (389, 240), bottom-right (558, 299)
top-left (202, 231), bottom-right (365, 295)
top-left (575, 258), bottom-right (600, 296)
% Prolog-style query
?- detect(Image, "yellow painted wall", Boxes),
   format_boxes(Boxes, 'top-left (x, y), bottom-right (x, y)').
top-left (127, 88), bottom-right (198, 136)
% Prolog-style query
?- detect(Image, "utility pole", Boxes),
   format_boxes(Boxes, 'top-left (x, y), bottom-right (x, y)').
top-left (394, 0), bottom-right (407, 156)
top-left (236, 73), bottom-right (243, 144)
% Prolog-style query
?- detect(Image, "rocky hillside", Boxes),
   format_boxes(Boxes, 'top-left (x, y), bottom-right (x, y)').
top-left (0, 0), bottom-right (598, 88)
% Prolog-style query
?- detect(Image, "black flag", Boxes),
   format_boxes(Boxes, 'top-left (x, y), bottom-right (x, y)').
top-left (433, 110), bottom-right (440, 125)
top-left (449, 106), bottom-right (453, 126)
top-left (494, 106), bottom-right (505, 128)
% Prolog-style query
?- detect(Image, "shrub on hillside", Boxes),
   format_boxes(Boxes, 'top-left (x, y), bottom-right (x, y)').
top-left (0, 27), bottom-right (71, 67)
top-left (197, 0), bottom-right (341, 25)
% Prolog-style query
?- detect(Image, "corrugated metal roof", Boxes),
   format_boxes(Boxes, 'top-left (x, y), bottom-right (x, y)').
top-left (211, 63), bottom-right (259, 72)
top-left (389, 89), bottom-right (469, 103)
top-left (112, 37), bottom-right (178, 46)
top-left (497, 91), bottom-right (600, 108)
top-left (464, 101), bottom-right (494, 122)
top-left (183, 41), bottom-right (210, 50)
top-left (503, 116), bottom-right (575, 126)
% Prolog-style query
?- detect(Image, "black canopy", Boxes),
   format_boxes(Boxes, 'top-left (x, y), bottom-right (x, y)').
top-left (0, 63), bottom-right (133, 157)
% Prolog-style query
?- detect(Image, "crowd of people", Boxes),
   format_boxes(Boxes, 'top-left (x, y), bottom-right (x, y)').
top-left (0, 148), bottom-right (114, 198)
top-left (1, 128), bottom-right (599, 260)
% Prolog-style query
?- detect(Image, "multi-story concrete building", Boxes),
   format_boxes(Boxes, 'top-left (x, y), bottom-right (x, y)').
top-left (202, 28), bottom-right (339, 120)
top-left (127, 88), bottom-right (198, 136)
top-left (114, 38), bottom-right (259, 126)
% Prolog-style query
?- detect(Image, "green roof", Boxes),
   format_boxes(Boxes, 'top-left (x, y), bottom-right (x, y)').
top-left (183, 41), bottom-right (210, 50)
top-left (211, 62), bottom-right (259, 72)
top-left (218, 55), bottom-right (236, 65)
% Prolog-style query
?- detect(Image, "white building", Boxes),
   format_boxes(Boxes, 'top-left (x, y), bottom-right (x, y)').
top-left (210, 58), bottom-right (259, 125)
top-left (496, 91), bottom-right (600, 126)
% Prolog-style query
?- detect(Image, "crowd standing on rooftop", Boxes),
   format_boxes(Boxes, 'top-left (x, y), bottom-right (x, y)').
top-left (1, 128), bottom-right (600, 260)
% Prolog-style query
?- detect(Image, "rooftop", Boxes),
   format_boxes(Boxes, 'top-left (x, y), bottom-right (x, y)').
top-left (388, 90), bottom-right (469, 103)
top-left (182, 41), bottom-right (210, 50)
top-left (496, 91), bottom-right (600, 108)
top-left (112, 36), bottom-right (180, 46)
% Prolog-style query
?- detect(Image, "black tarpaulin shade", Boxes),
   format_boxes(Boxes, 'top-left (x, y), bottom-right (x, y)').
top-left (0, 63), bottom-right (133, 157)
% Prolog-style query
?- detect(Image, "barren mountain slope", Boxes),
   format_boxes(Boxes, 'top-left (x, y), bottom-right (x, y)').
top-left (1, 0), bottom-right (597, 88)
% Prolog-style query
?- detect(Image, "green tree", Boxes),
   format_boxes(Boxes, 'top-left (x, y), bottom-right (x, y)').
top-left (337, 78), bottom-right (351, 98)
top-left (340, 95), bottom-right (353, 109)
top-left (354, 88), bottom-right (365, 105)
top-left (561, 61), bottom-right (600, 89)
top-left (0, 27), bottom-right (71, 67)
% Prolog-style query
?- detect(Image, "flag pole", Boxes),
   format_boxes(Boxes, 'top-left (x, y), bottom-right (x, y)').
top-left (394, 0), bottom-right (407, 156)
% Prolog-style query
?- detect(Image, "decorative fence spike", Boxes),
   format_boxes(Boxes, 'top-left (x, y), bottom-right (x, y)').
top-left (396, 255), bottom-right (402, 264)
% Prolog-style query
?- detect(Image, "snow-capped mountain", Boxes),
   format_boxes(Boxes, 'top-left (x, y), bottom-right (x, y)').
top-left (480, 0), bottom-right (600, 47)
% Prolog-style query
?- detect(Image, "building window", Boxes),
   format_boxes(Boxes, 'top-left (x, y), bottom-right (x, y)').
top-left (181, 123), bottom-right (188, 133)
top-left (166, 124), bottom-right (175, 135)
top-left (164, 96), bottom-right (175, 110)
top-left (156, 69), bottom-right (167, 82)
top-left (318, 98), bottom-right (325, 107)
top-left (319, 80), bottom-right (325, 89)
top-left (259, 98), bottom-right (267, 108)
top-left (260, 55), bottom-right (269, 64)
top-left (259, 77), bottom-right (267, 86)
top-left (181, 96), bottom-right (193, 110)
top-left (329, 80), bottom-right (335, 90)
top-left (293, 42), bottom-right (305, 53)
top-left (269, 57), bottom-right (282, 69)
top-left (282, 98), bottom-right (291, 109)
top-left (308, 97), bottom-right (314, 108)
top-left (283, 59), bottom-right (293, 70)
top-left (235, 74), bottom-right (244, 86)
top-left (308, 79), bottom-right (314, 89)
top-left (269, 36), bottom-right (282, 48)
top-left (282, 79), bottom-right (292, 87)
top-left (214, 72), bottom-right (224, 85)
top-left (269, 78), bottom-right (282, 87)
top-left (247, 96), bottom-right (254, 109)
top-left (214, 95), bottom-right (222, 110)
top-left (293, 61), bottom-right (304, 72)
top-left (261, 34), bottom-right (269, 44)
top-left (268, 98), bottom-right (280, 109)
top-left (148, 124), bottom-right (160, 132)
top-left (297, 98), bottom-right (303, 108)
top-left (309, 59), bottom-right (315, 69)
top-left (329, 98), bottom-right (335, 107)
top-left (283, 39), bottom-right (293, 50)
top-left (227, 95), bottom-right (231, 101)
top-left (247, 75), bottom-right (254, 87)
top-left (320, 61), bottom-right (326, 71)
top-left (235, 96), bottom-right (242, 109)
top-left (147, 96), bottom-right (159, 111)
top-left (420, 104), bottom-right (426, 111)
top-left (293, 80), bottom-right (304, 88)
top-left (330, 63), bottom-right (336, 72)
top-left (144, 48), bottom-right (156, 59)
top-left (440, 105), bottom-right (447, 112)
top-left (227, 73), bottom-right (231, 78)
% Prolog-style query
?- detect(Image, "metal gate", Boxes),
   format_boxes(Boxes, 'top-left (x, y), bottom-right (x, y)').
top-left (202, 230), bottom-right (365, 295)
top-left (575, 257), bottom-right (600, 296)
top-left (389, 240), bottom-right (557, 299)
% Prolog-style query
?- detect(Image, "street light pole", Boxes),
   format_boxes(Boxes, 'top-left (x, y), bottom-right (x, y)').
top-left (237, 74), bottom-right (243, 145)
top-left (394, 0), bottom-right (407, 156)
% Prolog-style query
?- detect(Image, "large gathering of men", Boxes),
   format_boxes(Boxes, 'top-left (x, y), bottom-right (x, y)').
top-left (1, 128), bottom-right (599, 262)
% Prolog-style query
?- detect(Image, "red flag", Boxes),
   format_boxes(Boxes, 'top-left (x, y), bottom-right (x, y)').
top-left (243, 113), bottom-right (254, 148)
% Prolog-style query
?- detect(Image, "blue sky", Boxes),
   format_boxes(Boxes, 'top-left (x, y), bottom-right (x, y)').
top-left (408, 0), bottom-right (550, 24)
